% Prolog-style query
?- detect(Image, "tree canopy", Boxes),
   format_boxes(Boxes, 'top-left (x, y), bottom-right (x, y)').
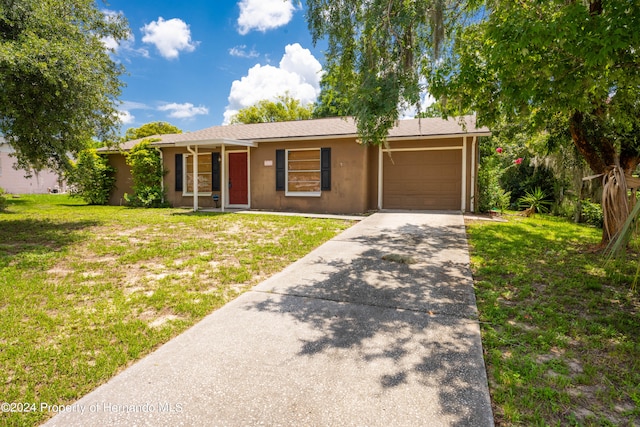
top-left (230, 95), bottom-right (314, 124)
top-left (307, 0), bottom-right (640, 243)
top-left (124, 121), bottom-right (182, 141)
top-left (0, 0), bottom-right (129, 171)
top-left (312, 62), bottom-right (353, 118)
top-left (430, 0), bottom-right (640, 242)
top-left (306, 0), bottom-right (468, 143)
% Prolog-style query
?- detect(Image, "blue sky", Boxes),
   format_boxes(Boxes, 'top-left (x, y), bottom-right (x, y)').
top-left (102, 0), bottom-right (327, 133)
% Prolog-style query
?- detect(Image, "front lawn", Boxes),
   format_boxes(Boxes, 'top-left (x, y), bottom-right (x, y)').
top-left (467, 214), bottom-right (640, 426)
top-left (0, 195), bottom-right (353, 426)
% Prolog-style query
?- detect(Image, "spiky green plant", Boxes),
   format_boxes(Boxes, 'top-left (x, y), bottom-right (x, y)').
top-left (518, 187), bottom-right (552, 215)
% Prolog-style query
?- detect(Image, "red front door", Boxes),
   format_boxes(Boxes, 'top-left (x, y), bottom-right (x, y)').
top-left (228, 152), bottom-right (248, 205)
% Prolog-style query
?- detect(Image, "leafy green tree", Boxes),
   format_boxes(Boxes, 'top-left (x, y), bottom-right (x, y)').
top-left (124, 122), bottom-right (182, 141)
top-left (429, 0), bottom-right (640, 244)
top-left (0, 187), bottom-right (7, 212)
top-left (0, 0), bottom-right (129, 172)
top-left (313, 62), bottom-right (353, 118)
top-left (231, 95), bottom-right (313, 124)
top-left (307, 0), bottom-right (640, 245)
top-left (306, 0), bottom-right (464, 143)
top-left (415, 101), bottom-right (446, 119)
top-left (66, 149), bottom-right (116, 205)
top-left (124, 140), bottom-right (166, 208)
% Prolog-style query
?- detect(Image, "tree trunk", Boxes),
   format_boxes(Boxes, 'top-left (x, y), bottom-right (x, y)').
top-left (569, 111), bottom-right (631, 246)
top-left (601, 166), bottom-right (630, 244)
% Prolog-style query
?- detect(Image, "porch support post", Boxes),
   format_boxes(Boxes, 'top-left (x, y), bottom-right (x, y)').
top-left (377, 144), bottom-right (383, 210)
top-left (461, 136), bottom-right (467, 212)
top-left (221, 143), bottom-right (226, 212)
top-left (246, 146), bottom-right (251, 209)
top-left (471, 136), bottom-right (477, 213)
top-left (187, 144), bottom-right (199, 212)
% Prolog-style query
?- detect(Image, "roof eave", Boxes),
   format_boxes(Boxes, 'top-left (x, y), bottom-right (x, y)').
top-left (164, 138), bottom-right (258, 148)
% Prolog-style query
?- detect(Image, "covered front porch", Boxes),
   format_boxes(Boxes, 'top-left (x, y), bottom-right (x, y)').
top-left (173, 138), bottom-right (257, 212)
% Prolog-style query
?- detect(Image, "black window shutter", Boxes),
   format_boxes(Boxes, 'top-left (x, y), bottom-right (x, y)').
top-left (212, 152), bottom-right (221, 191)
top-left (321, 147), bottom-right (331, 191)
top-left (275, 149), bottom-right (285, 191)
top-left (175, 153), bottom-right (183, 192)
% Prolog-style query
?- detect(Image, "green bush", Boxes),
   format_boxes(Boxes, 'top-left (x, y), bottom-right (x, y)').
top-left (124, 140), bottom-right (166, 208)
top-left (501, 159), bottom-right (559, 209)
top-left (518, 187), bottom-right (553, 214)
top-left (581, 199), bottom-right (604, 228)
top-left (66, 149), bottom-right (115, 205)
top-left (496, 188), bottom-right (512, 213)
top-left (0, 187), bottom-right (7, 211)
top-left (477, 150), bottom-right (504, 212)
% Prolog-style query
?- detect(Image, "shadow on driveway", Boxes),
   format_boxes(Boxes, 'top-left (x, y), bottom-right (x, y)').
top-left (247, 213), bottom-right (493, 426)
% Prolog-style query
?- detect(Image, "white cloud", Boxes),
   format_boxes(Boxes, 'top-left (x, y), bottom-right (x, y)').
top-left (141, 17), bottom-right (198, 60)
top-left (117, 110), bottom-right (135, 125)
top-left (116, 101), bottom-right (153, 126)
top-left (229, 45), bottom-right (259, 58)
top-left (102, 32), bottom-right (150, 58)
top-left (223, 43), bottom-right (323, 124)
top-left (237, 0), bottom-right (296, 35)
top-left (159, 103), bottom-right (209, 119)
top-left (399, 95), bottom-right (437, 120)
top-left (122, 101), bottom-right (152, 111)
top-left (101, 10), bottom-right (150, 58)
top-left (101, 10), bottom-right (121, 52)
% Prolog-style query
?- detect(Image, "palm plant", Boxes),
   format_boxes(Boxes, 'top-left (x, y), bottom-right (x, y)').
top-left (607, 197), bottom-right (640, 256)
top-left (518, 187), bottom-right (552, 217)
top-left (606, 197), bottom-right (640, 289)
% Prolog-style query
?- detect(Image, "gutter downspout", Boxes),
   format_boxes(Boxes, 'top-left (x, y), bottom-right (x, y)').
top-left (155, 148), bottom-right (164, 205)
top-left (187, 144), bottom-right (198, 212)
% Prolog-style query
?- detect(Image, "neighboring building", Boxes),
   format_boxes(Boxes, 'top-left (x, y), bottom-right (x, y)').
top-left (104, 116), bottom-right (490, 214)
top-left (0, 141), bottom-right (65, 194)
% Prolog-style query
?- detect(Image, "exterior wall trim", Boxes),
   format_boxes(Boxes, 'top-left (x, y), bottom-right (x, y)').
top-left (382, 146), bottom-right (463, 152)
top-left (462, 136), bottom-right (467, 212)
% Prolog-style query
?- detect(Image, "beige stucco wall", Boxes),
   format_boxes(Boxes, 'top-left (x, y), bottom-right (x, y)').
top-left (250, 138), bottom-right (370, 214)
top-left (160, 139), bottom-right (370, 213)
top-left (163, 146), bottom-right (220, 209)
top-left (107, 153), bottom-right (133, 206)
top-left (107, 134), bottom-right (479, 213)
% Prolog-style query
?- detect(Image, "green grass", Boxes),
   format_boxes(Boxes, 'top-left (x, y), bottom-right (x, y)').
top-left (0, 195), bottom-right (353, 426)
top-left (466, 214), bottom-right (640, 426)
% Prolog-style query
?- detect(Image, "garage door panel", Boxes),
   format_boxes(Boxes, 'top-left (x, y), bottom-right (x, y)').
top-left (383, 150), bottom-right (461, 210)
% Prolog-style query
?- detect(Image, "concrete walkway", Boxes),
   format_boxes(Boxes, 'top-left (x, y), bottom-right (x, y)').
top-left (44, 212), bottom-right (493, 427)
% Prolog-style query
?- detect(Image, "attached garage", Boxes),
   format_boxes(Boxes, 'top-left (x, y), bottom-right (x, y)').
top-left (377, 131), bottom-right (485, 212)
top-left (383, 149), bottom-right (462, 210)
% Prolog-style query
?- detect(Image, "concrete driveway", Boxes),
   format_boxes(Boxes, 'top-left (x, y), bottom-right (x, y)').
top-left (44, 212), bottom-right (493, 427)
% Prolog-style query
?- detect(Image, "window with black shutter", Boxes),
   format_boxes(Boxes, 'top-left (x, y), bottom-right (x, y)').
top-left (321, 147), bottom-right (331, 191)
top-left (175, 153), bottom-right (183, 192)
top-left (279, 148), bottom-right (331, 196)
top-left (275, 149), bottom-right (285, 191)
top-left (212, 152), bottom-right (221, 191)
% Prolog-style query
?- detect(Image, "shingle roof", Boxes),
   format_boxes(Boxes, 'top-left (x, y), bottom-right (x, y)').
top-left (112, 115), bottom-right (490, 151)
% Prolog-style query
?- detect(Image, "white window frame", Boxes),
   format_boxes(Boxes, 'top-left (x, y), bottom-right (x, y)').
top-left (285, 148), bottom-right (322, 197)
top-left (183, 153), bottom-right (212, 197)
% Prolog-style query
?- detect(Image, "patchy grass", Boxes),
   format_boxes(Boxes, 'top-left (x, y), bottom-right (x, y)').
top-left (466, 214), bottom-right (640, 426)
top-left (0, 195), bottom-right (353, 426)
